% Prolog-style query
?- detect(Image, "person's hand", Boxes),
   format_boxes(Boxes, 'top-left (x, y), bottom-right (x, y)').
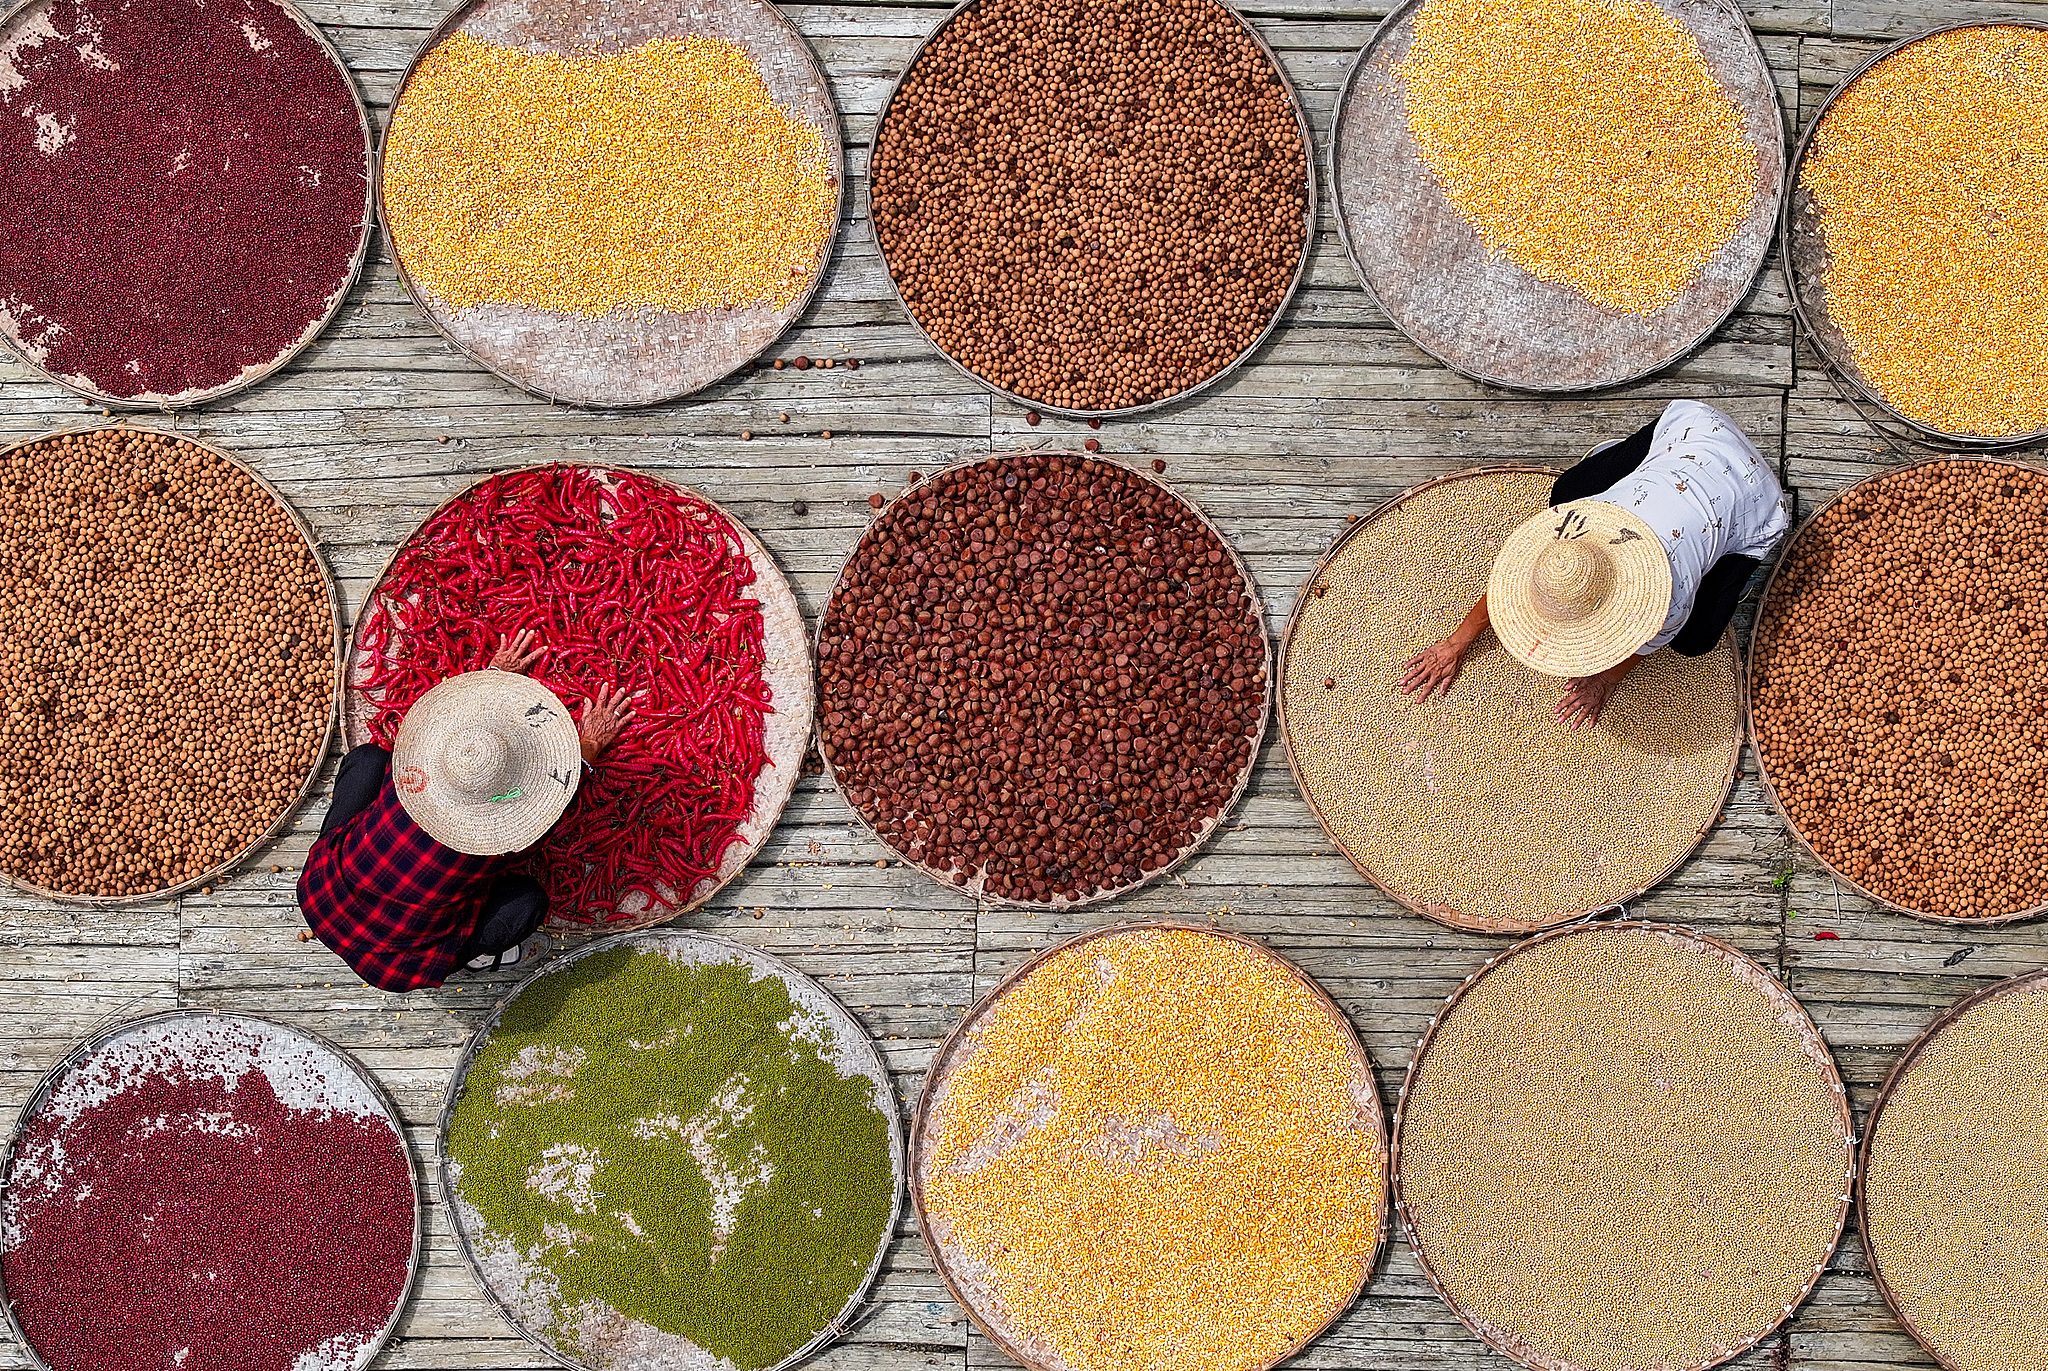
top-left (488, 629), bottom-right (544, 675)
top-left (1555, 669), bottom-right (1622, 730)
top-left (1397, 638), bottom-right (1468, 701)
top-left (578, 682), bottom-right (642, 758)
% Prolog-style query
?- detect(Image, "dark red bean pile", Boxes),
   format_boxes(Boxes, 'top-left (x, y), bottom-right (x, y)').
top-left (870, 0), bottom-right (1308, 412)
top-left (2, 1048), bottom-right (413, 1371)
top-left (817, 453), bottom-right (1267, 902)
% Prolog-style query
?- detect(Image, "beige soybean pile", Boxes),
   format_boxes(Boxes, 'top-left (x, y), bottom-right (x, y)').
top-left (1863, 980), bottom-right (2048, 1371)
top-left (1282, 470), bottom-right (1739, 932)
top-left (1399, 923), bottom-right (1852, 1371)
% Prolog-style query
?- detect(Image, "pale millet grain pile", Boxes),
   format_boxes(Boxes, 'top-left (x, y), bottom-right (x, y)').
top-left (1801, 25), bottom-right (2048, 439)
top-left (1282, 470), bottom-right (1740, 932)
top-left (1751, 460), bottom-right (2048, 919)
top-left (1399, 924), bottom-right (1852, 1371)
top-left (0, 429), bottom-right (334, 897)
top-left (1400, 0), bottom-right (1759, 314)
top-left (817, 453), bottom-right (1266, 903)
top-left (919, 926), bottom-right (1383, 1371)
top-left (1863, 979), bottom-right (2048, 1371)
top-left (870, 0), bottom-right (1308, 412)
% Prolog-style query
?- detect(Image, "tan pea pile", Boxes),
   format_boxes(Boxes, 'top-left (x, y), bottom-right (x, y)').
top-left (0, 429), bottom-right (335, 898)
top-left (1750, 460), bottom-right (2048, 920)
top-left (1398, 923), bottom-right (1852, 1371)
top-left (1863, 979), bottom-right (2048, 1371)
top-left (870, 0), bottom-right (1309, 412)
top-left (918, 926), bottom-right (1384, 1371)
top-left (1282, 470), bottom-right (1740, 932)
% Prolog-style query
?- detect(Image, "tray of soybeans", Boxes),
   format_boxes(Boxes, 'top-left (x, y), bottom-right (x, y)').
top-left (1859, 969), bottom-right (2048, 1371)
top-left (1748, 456), bottom-right (2048, 924)
top-left (1330, 0), bottom-right (1784, 391)
top-left (1394, 920), bottom-right (1854, 1371)
top-left (1783, 22), bottom-right (2048, 447)
top-left (1279, 467), bottom-right (1741, 934)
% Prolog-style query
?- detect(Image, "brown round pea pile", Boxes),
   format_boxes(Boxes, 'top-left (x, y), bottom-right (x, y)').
top-left (869, 0), bottom-right (1309, 412)
top-left (816, 452), bottom-right (1266, 903)
top-left (1399, 923), bottom-right (1853, 1371)
top-left (1863, 978), bottom-right (2048, 1371)
top-left (0, 429), bottom-right (336, 898)
top-left (1751, 460), bottom-right (2048, 920)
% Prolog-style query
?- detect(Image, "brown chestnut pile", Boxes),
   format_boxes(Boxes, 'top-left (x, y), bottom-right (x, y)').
top-left (0, 429), bottom-right (335, 898)
top-left (1752, 460), bottom-right (2048, 919)
top-left (870, 0), bottom-right (1308, 412)
top-left (817, 453), bottom-right (1266, 902)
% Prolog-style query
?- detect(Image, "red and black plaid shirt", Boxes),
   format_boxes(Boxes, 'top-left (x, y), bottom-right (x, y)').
top-left (297, 775), bottom-right (507, 993)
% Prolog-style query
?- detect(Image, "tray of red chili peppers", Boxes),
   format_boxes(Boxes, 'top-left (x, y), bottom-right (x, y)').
top-left (346, 464), bottom-right (811, 928)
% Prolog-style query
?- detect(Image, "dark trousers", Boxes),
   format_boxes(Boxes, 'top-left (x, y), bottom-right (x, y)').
top-left (322, 744), bottom-right (548, 960)
top-left (1551, 419), bottom-right (1759, 659)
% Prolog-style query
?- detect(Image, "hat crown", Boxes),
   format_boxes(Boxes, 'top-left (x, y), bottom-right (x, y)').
top-left (1530, 540), bottom-right (1613, 623)
top-left (442, 725), bottom-right (511, 798)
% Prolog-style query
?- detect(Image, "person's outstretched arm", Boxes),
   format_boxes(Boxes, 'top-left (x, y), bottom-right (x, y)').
top-left (1397, 595), bottom-right (1491, 701)
top-left (1555, 655), bottom-right (1643, 730)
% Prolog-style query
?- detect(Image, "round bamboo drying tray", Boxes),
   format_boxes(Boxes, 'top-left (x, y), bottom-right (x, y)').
top-left (1781, 21), bottom-right (2048, 452)
top-left (812, 450), bottom-right (1273, 910)
top-left (1391, 918), bottom-right (1855, 1371)
top-left (0, 422), bottom-right (344, 908)
top-left (867, 0), bottom-right (1316, 421)
top-left (1329, 0), bottom-right (1785, 392)
top-left (343, 463), bottom-right (813, 934)
top-left (0, 0), bottom-right (375, 411)
top-left (909, 920), bottom-right (1387, 1371)
top-left (1277, 466), bottom-right (1741, 935)
top-left (1745, 454), bottom-right (2048, 926)
top-left (436, 928), bottom-right (903, 1371)
top-left (1856, 967), bottom-right (2048, 1371)
top-left (379, 0), bottom-right (844, 409)
top-left (0, 1008), bottom-right (423, 1371)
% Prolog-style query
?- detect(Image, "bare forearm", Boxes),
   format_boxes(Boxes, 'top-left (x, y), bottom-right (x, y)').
top-left (1447, 595), bottom-right (1491, 650)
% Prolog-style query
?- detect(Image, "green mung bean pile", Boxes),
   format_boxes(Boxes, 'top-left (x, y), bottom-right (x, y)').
top-left (443, 938), bottom-right (897, 1371)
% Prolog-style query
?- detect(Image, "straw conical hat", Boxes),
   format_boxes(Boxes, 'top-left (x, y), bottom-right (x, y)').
top-left (1487, 501), bottom-right (1672, 677)
top-left (391, 672), bottom-right (581, 856)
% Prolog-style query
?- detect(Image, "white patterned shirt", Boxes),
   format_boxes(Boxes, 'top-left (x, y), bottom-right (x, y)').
top-left (1591, 400), bottom-right (1791, 655)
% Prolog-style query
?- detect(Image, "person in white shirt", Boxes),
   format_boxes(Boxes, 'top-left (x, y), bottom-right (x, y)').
top-left (1397, 400), bottom-right (1790, 728)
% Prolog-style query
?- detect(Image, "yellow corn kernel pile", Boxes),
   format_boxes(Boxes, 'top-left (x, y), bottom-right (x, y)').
top-left (1399, 0), bottom-right (1759, 314)
top-left (1802, 25), bottom-right (2048, 438)
top-left (1864, 982), bottom-right (2048, 1371)
top-left (1401, 925), bottom-right (1853, 1371)
top-left (921, 928), bottom-right (1383, 1371)
top-left (383, 33), bottom-right (835, 319)
top-left (1283, 470), bottom-right (1740, 931)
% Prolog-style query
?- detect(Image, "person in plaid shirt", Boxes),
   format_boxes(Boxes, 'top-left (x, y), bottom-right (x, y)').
top-left (297, 631), bottom-right (636, 992)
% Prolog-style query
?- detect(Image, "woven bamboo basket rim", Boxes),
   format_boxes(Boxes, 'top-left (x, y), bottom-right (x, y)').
top-left (1780, 19), bottom-right (2048, 452)
top-left (0, 0), bottom-right (376, 412)
top-left (1854, 965), bottom-right (2048, 1371)
top-left (908, 919), bottom-right (1388, 1371)
top-left (1744, 452), bottom-right (2048, 926)
top-left (1275, 464), bottom-right (1742, 936)
top-left (1328, 0), bottom-right (1785, 395)
top-left (1390, 917), bottom-right (1856, 1371)
top-left (0, 422), bottom-right (344, 909)
top-left (343, 460), bottom-right (814, 935)
top-left (377, 0), bottom-right (845, 411)
top-left (811, 449), bottom-right (1274, 911)
top-left (865, 0), bottom-right (1317, 422)
top-left (434, 927), bottom-right (904, 1371)
top-left (0, 1007), bottom-right (424, 1371)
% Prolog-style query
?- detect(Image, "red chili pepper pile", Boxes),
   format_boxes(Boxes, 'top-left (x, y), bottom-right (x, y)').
top-left (356, 466), bottom-right (771, 923)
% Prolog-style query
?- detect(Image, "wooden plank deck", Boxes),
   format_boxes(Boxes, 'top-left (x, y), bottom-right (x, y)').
top-left (2, 1), bottom-right (2042, 1368)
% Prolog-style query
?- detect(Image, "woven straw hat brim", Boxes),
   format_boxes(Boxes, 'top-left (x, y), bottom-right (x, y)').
top-left (391, 672), bottom-right (582, 856)
top-left (1487, 500), bottom-right (1673, 677)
